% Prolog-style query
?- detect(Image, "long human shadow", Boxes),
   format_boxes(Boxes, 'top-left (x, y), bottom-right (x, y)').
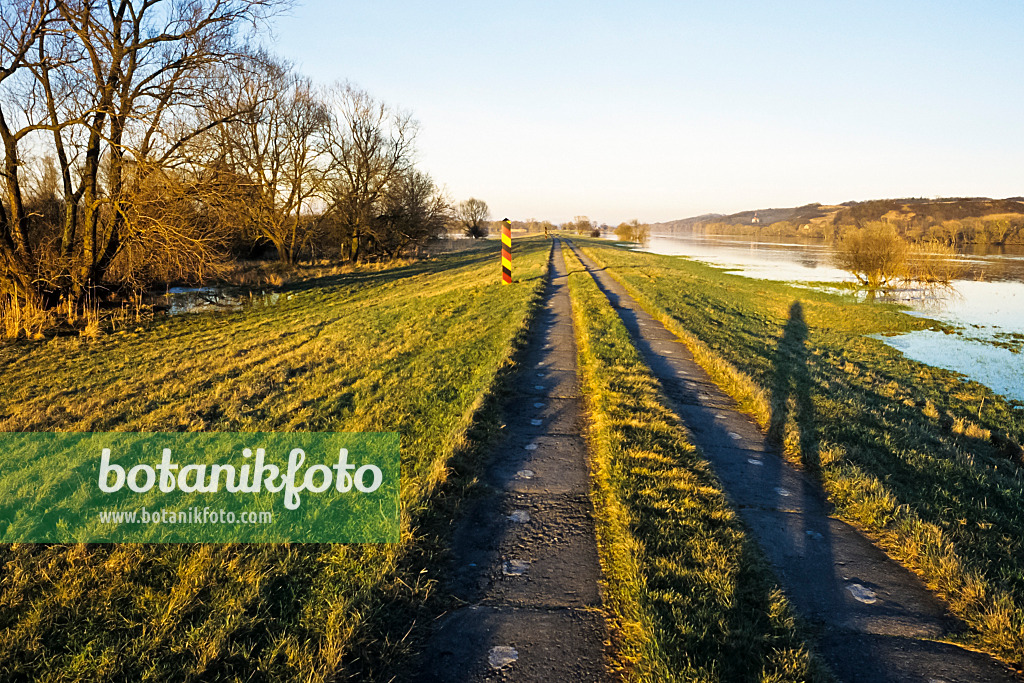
top-left (561, 241), bottom-right (842, 674)
top-left (562, 244), bottom-right (1024, 680)
top-left (769, 301), bottom-right (821, 473)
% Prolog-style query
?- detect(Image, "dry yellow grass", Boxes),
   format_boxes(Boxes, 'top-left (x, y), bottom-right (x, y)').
top-left (563, 245), bottom-right (825, 681)
top-left (578, 238), bottom-right (1024, 666)
top-left (0, 238), bottom-right (553, 681)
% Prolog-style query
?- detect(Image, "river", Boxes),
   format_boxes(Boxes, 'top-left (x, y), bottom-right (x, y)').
top-left (609, 233), bottom-right (1024, 403)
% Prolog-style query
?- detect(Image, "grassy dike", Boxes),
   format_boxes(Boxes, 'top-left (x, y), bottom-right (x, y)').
top-left (562, 245), bottom-right (827, 682)
top-left (576, 238), bottom-right (1024, 666)
top-left (0, 238), bottom-right (551, 681)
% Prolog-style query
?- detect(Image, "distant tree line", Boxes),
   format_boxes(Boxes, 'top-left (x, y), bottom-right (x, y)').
top-left (0, 0), bottom-right (468, 315)
top-left (559, 215), bottom-right (601, 237)
top-left (693, 215), bottom-right (1024, 247)
top-left (687, 200), bottom-right (1024, 246)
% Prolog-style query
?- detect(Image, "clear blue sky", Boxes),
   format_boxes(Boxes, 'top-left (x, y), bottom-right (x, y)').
top-left (270, 0), bottom-right (1024, 225)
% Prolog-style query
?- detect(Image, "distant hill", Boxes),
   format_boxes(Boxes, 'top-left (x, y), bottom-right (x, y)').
top-left (652, 197), bottom-right (1024, 244)
top-left (654, 213), bottom-right (725, 233)
top-left (652, 204), bottom-right (831, 233)
top-left (836, 197), bottom-right (1024, 224)
top-left (655, 197), bottom-right (1024, 232)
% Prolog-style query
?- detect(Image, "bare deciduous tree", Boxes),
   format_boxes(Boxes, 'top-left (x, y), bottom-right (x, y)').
top-left (454, 197), bottom-right (489, 238)
top-left (104, 163), bottom-right (237, 288)
top-left (375, 168), bottom-right (449, 257)
top-left (833, 222), bottom-right (966, 295)
top-left (2, 0), bottom-right (445, 323)
top-left (0, 0), bottom-right (288, 307)
top-left (205, 53), bottom-right (330, 263)
top-left (325, 83), bottom-right (417, 262)
top-left (833, 222), bottom-right (908, 292)
top-left (0, 0), bottom-right (57, 302)
top-left (614, 219), bottom-right (650, 244)
top-left (571, 215), bottom-right (593, 236)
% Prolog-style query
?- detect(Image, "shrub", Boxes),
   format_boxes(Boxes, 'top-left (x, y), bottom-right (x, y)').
top-left (833, 222), bottom-right (908, 290)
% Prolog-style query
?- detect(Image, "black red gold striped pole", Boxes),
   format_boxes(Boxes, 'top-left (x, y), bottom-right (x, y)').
top-left (501, 218), bottom-right (512, 284)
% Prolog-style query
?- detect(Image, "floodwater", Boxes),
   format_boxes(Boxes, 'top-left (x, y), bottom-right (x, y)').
top-left (150, 287), bottom-right (283, 316)
top-left (613, 233), bottom-right (1024, 402)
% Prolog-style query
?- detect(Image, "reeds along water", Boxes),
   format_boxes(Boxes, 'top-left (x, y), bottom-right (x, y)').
top-left (0, 284), bottom-right (149, 340)
top-left (906, 240), bottom-right (967, 285)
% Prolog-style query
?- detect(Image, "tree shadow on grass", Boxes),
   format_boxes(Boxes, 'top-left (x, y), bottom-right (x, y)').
top-left (284, 239), bottom-right (555, 295)
top-left (770, 301), bottom-right (821, 473)
top-left (281, 249), bottom-right (500, 294)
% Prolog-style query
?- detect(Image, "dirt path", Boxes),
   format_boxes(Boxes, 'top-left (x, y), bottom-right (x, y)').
top-left (417, 240), bottom-right (610, 682)
top-left (566, 240), bottom-right (1022, 683)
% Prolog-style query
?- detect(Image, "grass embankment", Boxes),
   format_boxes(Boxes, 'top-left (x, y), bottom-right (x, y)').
top-left (0, 237), bottom-right (552, 681)
top-left (577, 238), bottom-right (1024, 666)
top-left (562, 245), bottom-right (826, 682)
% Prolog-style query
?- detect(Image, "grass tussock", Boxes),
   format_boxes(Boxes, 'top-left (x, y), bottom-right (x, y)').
top-left (562, 245), bottom-right (825, 682)
top-left (0, 290), bottom-right (57, 340)
top-left (0, 289), bottom-right (143, 341)
top-left (577, 238), bottom-right (1024, 666)
top-left (0, 237), bottom-right (552, 681)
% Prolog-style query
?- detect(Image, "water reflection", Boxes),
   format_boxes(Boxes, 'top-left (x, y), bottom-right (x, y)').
top-left (148, 287), bottom-right (283, 316)
top-left (614, 233), bottom-right (1024, 402)
top-left (623, 233), bottom-right (1024, 283)
top-left (630, 235), bottom-right (850, 282)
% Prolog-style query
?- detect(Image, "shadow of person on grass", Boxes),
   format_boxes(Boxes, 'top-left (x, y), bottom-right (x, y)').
top-left (769, 301), bottom-right (821, 473)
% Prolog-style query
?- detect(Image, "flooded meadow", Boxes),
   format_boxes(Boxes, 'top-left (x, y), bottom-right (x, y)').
top-left (618, 233), bottom-right (1024, 402)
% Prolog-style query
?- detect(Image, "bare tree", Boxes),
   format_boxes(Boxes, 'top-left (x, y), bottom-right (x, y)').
top-left (455, 197), bottom-right (489, 238)
top-left (103, 163), bottom-right (237, 288)
top-left (0, 0), bottom-right (57, 303)
top-left (572, 215), bottom-right (593, 236)
top-left (832, 222), bottom-right (908, 292)
top-left (205, 54), bottom-right (330, 263)
top-left (614, 219), bottom-right (650, 244)
top-left (325, 83), bottom-right (417, 262)
top-left (834, 222), bottom-right (965, 295)
top-left (982, 217), bottom-right (1023, 246)
top-left (374, 168), bottom-right (449, 257)
top-left (0, 0), bottom-right (288, 307)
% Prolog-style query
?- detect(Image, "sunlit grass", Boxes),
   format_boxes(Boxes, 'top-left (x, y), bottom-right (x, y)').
top-left (0, 237), bottom-right (552, 681)
top-left (563, 245), bottom-right (826, 682)
top-left (577, 238), bottom-right (1024, 666)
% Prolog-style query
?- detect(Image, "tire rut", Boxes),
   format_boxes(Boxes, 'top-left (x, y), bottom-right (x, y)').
top-left (416, 240), bottom-right (611, 682)
top-left (566, 239), bottom-right (1022, 683)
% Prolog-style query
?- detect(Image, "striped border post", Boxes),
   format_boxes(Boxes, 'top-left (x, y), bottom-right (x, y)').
top-left (501, 218), bottom-right (512, 284)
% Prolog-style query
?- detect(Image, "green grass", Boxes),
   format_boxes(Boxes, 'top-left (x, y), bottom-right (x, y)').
top-left (562, 245), bottom-right (826, 682)
top-left (576, 238), bottom-right (1024, 666)
top-left (0, 237), bottom-right (552, 681)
